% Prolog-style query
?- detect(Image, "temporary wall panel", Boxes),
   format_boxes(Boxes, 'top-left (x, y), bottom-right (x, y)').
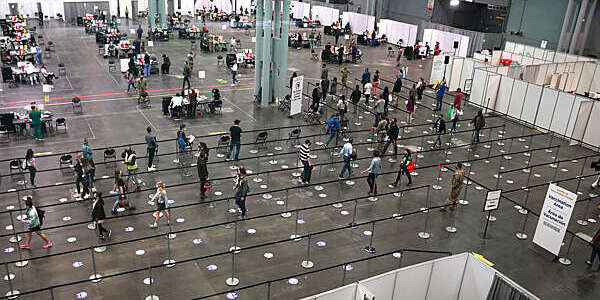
top-left (577, 62), bottom-right (596, 94)
top-left (449, 58), bottom-right (464, 91)
top-left (572, 100), bottom-right (594, 143)
top-left (359, 271), bottom-right (396, 300)
top-left (566, 96), bottom-right (585, 138)
top-left (457, 255), bottom-right (496, 300)
top-left (495, 76), bottom-right (514, 115)
top-left (470, 69), bottom-right (488, 106)
top-left (290, 1), bottom-right (310, 19)
top-left (308, 284), bottom-right (357, 300)
top-left (378, 19), bottom-right (418, 46)
top-left (550, 93), bottom-right (576, 136)
top-left (341, 12), bottom-right (375, 35)
top-left (521, 84), bottom-right (542, 123)
top-left (311, 5), bottom-right (339, 26)
top-left (393, 263), bottom-right (431, 300)
top-left (536, 88), bottom-right (559, 129)
top-left (484, 74), bottom-right (501, 111)
top-left (426, 255), bottom-right (466, 300)
top-left (508, 80), bottom-right (528, 119)
top-left (583, 102), bottom-right (600, 147)
top-left (459, 58), bottom-right (475, 91)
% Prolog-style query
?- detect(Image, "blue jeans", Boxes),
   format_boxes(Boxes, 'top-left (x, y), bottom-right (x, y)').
top-left (127, 82), bottom-right (136, 92)
top-left (433, 133), bottom-right (442, 147)
top-left (232, 71), bottom-right (237, 83)
top-left (339, 156), bottom-right (352, 178)
top-left (435, 95), bottom-right (443, 111)
top-left (144, 64), bottom-right (150, 77)
top-left (382, 139), bottom-right (397, 156)
top-left (472, 128), bottom-right (481, 143)
top-left (301, 160), bottom-right (312, 183)
top-left (325, 132), bottom-right (338, 147)
top-left (234, 192), bottom-right (246, 216)
top-left (112, 190), bottom-right (132, 212)
top-left (451, 118), bottom-right (458, 132)
top-left (227, 141), bottom-right (241, 160)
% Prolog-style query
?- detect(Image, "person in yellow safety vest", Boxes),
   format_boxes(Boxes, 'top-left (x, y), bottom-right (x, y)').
top-left (122, 146), bottom-right (142, 191)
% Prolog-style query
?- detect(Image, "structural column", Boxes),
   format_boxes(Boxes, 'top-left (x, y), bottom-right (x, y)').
top-left (558, 0), bottom-right (576, 52)
top-left (260, 0), bottom-right (273, 106)
top-left (278, 0), bottom-right (291, 99)
top-left (579, 0), bottom-right (597, 54)
top-left (569, 0), bottom-right (589, 54)
top-left (254, 0), bottom-right (265, 102)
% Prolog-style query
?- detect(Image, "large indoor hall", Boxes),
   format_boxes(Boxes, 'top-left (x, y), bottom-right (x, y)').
top-left (0, 0), bottom-right (599, 299)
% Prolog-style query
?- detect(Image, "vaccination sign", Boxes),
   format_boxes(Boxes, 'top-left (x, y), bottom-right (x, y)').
top-left (533, 183), bottom-right (577, 256)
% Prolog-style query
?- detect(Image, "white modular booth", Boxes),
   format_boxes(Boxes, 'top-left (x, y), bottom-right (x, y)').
top-left (428, 55), bottom-right (488, 92)
top-left (495, 41), bottom-right (595, 66)
top-left (302, 253), bottom-right (539, 300)
top-left (311, 5), bottom-right (339, 27)
top-left (341, 12), bottom-right (375, 35)
top-left (423, 28), bottom-right (470, 57)
top-left (469, 65), bottom-right (600, 148)
top-left (290, 0), bottom-right (310, 20)
top-left (377, 19), bottom-right (418, 46)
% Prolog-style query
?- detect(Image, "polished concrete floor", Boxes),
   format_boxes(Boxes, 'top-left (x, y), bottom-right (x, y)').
top-left (0, 19), bottom-right (599, 300)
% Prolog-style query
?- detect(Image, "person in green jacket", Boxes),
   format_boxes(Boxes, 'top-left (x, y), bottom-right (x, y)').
top-left (29, 106), bottom-right (43, 140)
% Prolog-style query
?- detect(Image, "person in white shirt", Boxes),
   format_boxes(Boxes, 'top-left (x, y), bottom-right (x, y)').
top-left (363, 81), bottom-right (372, 105)
top-left (338, 138), bottom-right (354, 179)
top-left (231, 62), bottom-right (238, 86)
top-left (169, 93), bottom-right (184, 118)
top-left (230, 36), bottom-right (237, 51)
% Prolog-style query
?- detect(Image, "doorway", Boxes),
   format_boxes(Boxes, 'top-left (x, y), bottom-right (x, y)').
top-left (8, 3), bottom-right (18, 16)
top-left (167, 0), bottom-right (174, 16)
top-left (132, 1), bottom-right (138, 20)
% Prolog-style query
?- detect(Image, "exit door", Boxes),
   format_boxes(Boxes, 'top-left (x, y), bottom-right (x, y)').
top-left (8, 3), bottom-right (18, 16)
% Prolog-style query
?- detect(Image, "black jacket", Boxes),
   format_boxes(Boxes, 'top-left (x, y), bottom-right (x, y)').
top-left (92, 199), bottom-right (106, 221)
top-left (351, 89), bottom-right (361, 104)
top-left (197, 154), bottom-right (209, 179)
top-left (312, 88), bottom-right (322, 104)
top-left (434, 118), bottom-right (446, 134)
top-left (387, 123), bottom-right (399, 140)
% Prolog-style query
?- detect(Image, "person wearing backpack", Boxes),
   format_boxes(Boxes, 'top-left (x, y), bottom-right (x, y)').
top-left (432, 114), bottom-right (447, 148)
top-left (470, 110), bottom-right (485, 143)
top-left (92, 192), bottom-right (111, 240)
top-left (416, 77), bottom-right (425, 102)
top-left (586, 226), bottom-right (600, 269)
top-left (381, 118), bottom-right (399, 158)
top-left (325, 114), bottom-right (340, 148)
top-left (389, 148), bottom-right (413, 188)
top-left (233, 166), bottom-right (249, 219)
top-left (19, 197), bottom-right (52, 249)
top-left (149, 181), bottom-right (170, 228)
top-left (338, 138), bottom-right (354, 180)
top-left (197, 142), bottom-right (210, 199)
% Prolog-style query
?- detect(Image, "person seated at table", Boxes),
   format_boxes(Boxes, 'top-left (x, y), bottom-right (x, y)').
top-left (209, 88), bottom-right (222, 113)
top-left (107, 42), bottom-right (118, 57)
top-left (230, 36), bottom-right (237, 51)
top-left (169, 93), bottom-right (184, 118)
top-left (40, 64), bottom-right (55, 84)
top-left (187, 88), bottom-right (197, 118)
top-left (344, 22), bottom-right (351, 34)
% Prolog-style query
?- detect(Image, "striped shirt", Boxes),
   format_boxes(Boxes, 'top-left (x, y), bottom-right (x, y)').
top-left (299, 144), bottom-right (310, 162)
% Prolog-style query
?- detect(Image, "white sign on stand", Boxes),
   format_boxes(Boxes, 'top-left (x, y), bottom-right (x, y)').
top-left (147, 41), bottom-right (154, 47)
top-left (484, 190), bottom-right (501, 211)
top-left (198, 71), bottom-right (206, 79)
top-left (251, 37), bottom-right (256, 43)
top-left (130, 29), bottom-right (136, 34)
top-left (541, 40), bottom-right (548, 49)
top-left (533, 183), bottom-right (577, 256)
top-left (290, 75), bottom-right (304, 116)
top-left (222, 25), bottom-right (227, 30)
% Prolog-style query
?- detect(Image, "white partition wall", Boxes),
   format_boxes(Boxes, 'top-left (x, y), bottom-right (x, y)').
top-left (341, 12), bottom-right (375, 35)
top-left (290, 0), bottom-right (310, 19)
top-left (423, 29), bottom-right (469, 57)
top-left (583, 102), bottom-right (600, 147)
top-left (311, 5), bottom-right (339, 26)
top-left (378, 19), bottom-right (417, 46)
top-left (303, 253), bottom-right (539, 300)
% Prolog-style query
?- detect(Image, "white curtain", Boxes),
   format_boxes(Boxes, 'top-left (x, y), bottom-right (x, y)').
top-left (341, 12), bottom-right (374, 35)
top-left (196, 0), bottom-right (233, 14)
top-left (290, 1), bottom-right (310, 19)
top-left (311, 6), bottom-right (339, 26)
top-left (378, 19), bottom-right (417, 46)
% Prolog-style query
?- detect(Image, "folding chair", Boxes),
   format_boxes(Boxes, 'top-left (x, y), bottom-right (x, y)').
top-left (255, 132), bottom-right (268, 150)
top-left (216, 136), bottom-right (230, 157)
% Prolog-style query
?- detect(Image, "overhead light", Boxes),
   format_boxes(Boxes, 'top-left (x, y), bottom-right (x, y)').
top-left (450, 0), bottom-right (460, 6)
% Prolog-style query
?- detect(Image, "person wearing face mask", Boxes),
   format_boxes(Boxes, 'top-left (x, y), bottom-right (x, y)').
top-left (233, 166), bottom-right (250, 219)
top-left (150, 181), bottom-right (170, 228)
top-left (92, 192), bottom-right (111, 240)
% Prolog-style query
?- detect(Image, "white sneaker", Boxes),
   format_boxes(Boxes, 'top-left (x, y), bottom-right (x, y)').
top-left (148, 167), bottom-right (156, 171)
top-left (149, 223), bottom-right (158, 228)
top-left (151, 165), bottom-right (156, 168)
top-left (173, 159), bottom-right (179, 163)
top-left (593, 182), bottom-right (598, 188)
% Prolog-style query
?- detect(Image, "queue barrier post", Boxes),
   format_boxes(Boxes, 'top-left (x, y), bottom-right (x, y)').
top-left (418, 185), bottom-right (432, 239)
top-left (301, 234), bottom-right (314, 268)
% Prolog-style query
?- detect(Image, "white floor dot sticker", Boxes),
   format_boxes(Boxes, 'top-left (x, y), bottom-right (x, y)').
top-left (143, 277), bottom-right (154, 285)
top-left (5, 206), bottom-right (14, 210)
top-left (247, 228), bottom-right (257, 234)
top-left (340, 210), bottom-right (349, 216)
top-left (4, 247), bottom-right (13, 253)
top-left (288, 278), bottom-right (299, 285)
top-left (393, 252), bottom-right (402, 259)
top-left (58, 198), bottom-right (68, 203)
top-left (192, 238), bottom-right (203, 245)
top-left (206, 264), bottom-right (218, 271)
top-left (226, 292), bottom-right (238, 299)
top-left (297, 219), bottom-right (306, 224)
top-left (124, 227), bottom-right (134, 232)
top-left (176, 218), bottom-right (185, 223)
top-left (263, 252), bottom-right (274, 259)
top-left (66, 237), bottom-right (77, 243)
top-left (5, 225), bottom-right (12, 231)
top-left (75, 291), bottom-right (88, 299)
top-left (72, 261), bottom-right (84, 268)
top-left (345, 264), bottom-right (354, 271)
top-left (214, 191), bottom-right (223, 196)
top-left (363, 230), bottom-right (372, 236)
top-left (276, 200), bottom-right (285, 205)
top-left (318, 193), bottom-right (327, 198)
top-left (62, 216), bottom-right (72, 222)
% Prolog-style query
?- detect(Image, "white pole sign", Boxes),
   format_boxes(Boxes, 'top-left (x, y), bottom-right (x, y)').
top-left (533, 183), bottom-right (577, 256)
top-left (290, 75), bottom-right (303, 116)
top-left (484, 190), bottom-right (501, 211)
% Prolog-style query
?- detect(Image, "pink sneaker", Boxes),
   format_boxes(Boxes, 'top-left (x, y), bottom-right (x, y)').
top-left (43, 242), bottom-right (53, 249)
top-left (19, 244), bottom-right (30, 249)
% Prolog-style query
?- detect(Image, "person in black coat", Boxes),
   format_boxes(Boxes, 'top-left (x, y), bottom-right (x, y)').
top-left (311, 83), bottom-right (322, 113)
top-left (92, 192), bottom-right (111, 240)
top-left (432, 114), bottom-right (447, 148)
top-left (197, 142), bottom-right (209, 199)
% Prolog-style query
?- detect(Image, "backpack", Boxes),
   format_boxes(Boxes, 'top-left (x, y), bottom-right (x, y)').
top-left (36, 207), bottom-right (45, 227)
top-left (350, 148), bottom-right (358, 161)
top-left (327, 118), bottom-right (336, 131)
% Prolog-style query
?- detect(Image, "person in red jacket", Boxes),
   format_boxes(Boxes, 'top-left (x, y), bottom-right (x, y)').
top-left (454, 88), bottom-right (463, 109)
top-left (586, 227), bottom-right (600, 269)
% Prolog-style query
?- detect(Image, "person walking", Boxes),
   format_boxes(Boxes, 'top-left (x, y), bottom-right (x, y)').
top-left (233, 166), bottom-right (249, 219)
top-left (340, 67), bottom-right (350, 87)
top-left (321, 64), bottom-right (328, 79)
top-left (389, 149), bottom-right (413, 188)
top-left (325, 114), bottom-right (340, 148)
top-left (330, 77), bottom-right (338, 98)
top-left (143, 52), bottom-right (151, 77)
top-left (145, 127), bottom-right (157, 171)
top-left (126, 70), bottom-right (136, 93)
top-left (73, 156), bottom-right (88, 199)
top-left (432, 114), bottom-right (447, 148)
top-left (362, 150), bottom-right (382, 196)
top-left (150, 181), bottom-right (170, 228)
top-left (197, 143), bottom-right (210, 199)
top-left (585, 226), bottom-right (600, 269)
top-left (182, 61), bottom-right (192, 92)
top-left (361, 68), bottom-right (371, 84)
top-left (24, 149), bottom-right (37, 187)
top-left (136, 24), bottom-right (143, 39)
top-left (441, 163), bottom-right (465, 210)
top-left (311, 83), bottom-right (322, 113)
top-left (19, 197), bottom-right (52, 249)
top-left (406, 85), bottom-right (416, 127)
top-left (373, 96), bottom-right (385, 127)
top-left (363, 80), bottom-right (373, 105)
top-left (435, 80), bottom-right (446, 112)
top-left (231, 62), bottom-right (238, 86)
top-left (416, 77), bottom-right (425, 102)
top-left (381, 118), bottom-right (399, 158)
top-left (470, 110), bottom-right (485, 143)
top-left (137, 75), bottom-right (147, 104)
top-left (337, 95), bottom-right (348, 121)
top-left (372, 70), bottom-right (380, 95)
top-left (161, 54), bottom-right (171, 74)
top-left (338, 138), bottom-right (354, 179)
top-left (92, 192), bottom-right (111, 240)
top-left (321, 76), bottom-right (330, 102)
top-left (227, 120), bottom-right (242, 161)
top-left (122, 146), bottom-right (142, 191)
top-left (351, 84), bottom-right (361, 112)
top-left (112, 170), bottom-right (135, 214)
top-left (29, 105), bottom-right (43, 140)
top-left (454, 88), bottom-right (464, 109)
top-left (449, 104), bottom-right (460, 133)
top-left (299, 139), bottom-right (313, 184)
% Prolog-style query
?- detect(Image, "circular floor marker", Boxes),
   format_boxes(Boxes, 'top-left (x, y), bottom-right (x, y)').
top-left (5, 225), bottom-right (12, 231)
top-left (94, 247), bottom-right (106, 253)
top-left (340, 210), bottom-right (350, 216)
top-left (206, 264), bottom-right (218, 271)
top-left (316, 241), bottom-right (327, 247)
top-left (124, 227), bottom-right (134, 232)
top-left (58, 198), bottom-right (68, 203)
top-left (72, 261), bottom-right (84, 268)
top-left (116, 207), bottom-right (125, 212)
top-left (66, 237), bottom-right (77, 243)
top-left (506, 180), bottom-right (514, 184)
top-left (5, 206), bottom-right (14, 210)
top-left (226, 292), bottom-right (238, 300)
top-left (247, 228), bottom-right (257, 234)
top-left (281, 165), bottom-right (289, 169)
top-left (75, 291), bottom-right (87, 299)
top-left (143, 277), bottom-right (154, 285)
top-left (263, 252), bottom-right (274, 259)
top-left (192, 238), bottom-right (203, 245)
top-left (62, 216), bottom-right (72, 222)
top-left (475, 186), bottom-right (483, 190)
top-left (561, 168), bottom-right (568, 172)
top-left (269, 160), bottom-right (278, 165)
top-left (276, 200), bottom-right (285, 205)
top-left (260, 184), bottom-right (268, 189)
top-left (534, 173), bottom-right (541, 178)
top-left (176, 218), bottom-right (185, 223)
top-left (288, 278), bottom-right (300, 285)
top-left (253, 178), bottom-right (263, 183)
top-left (393, 213), bottom-right (404, 220)
top-left (4, 247), bottom-right (14, 253)
top-left (297, 219), bottom-right (306, 224)
top-left (135, 249), bottom-right (146, 256)
top-left (318, 193), bottom-right (327, 198)
top-left (214, 191), bottom-right (223, 196)
top-left (263, 194), bottom-right (273, 200)
top-left (363, 230), bottom-right (372, 236)
top-left (393, 252), bottom-right (402, 259)
top-left (315, 186), bottom-right (324, 191)
top-left (345, 264), bottom-right (354, 271)
top-left (229, 246), bottom-right (241, 254)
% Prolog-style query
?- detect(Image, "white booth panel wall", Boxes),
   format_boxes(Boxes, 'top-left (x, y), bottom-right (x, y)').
top-left (512, 54), bottom-right (523, 64)
top-left (495, 76), bottom-right (514, 114)
top-left (393, 263), bottom-right (432, 300)
top-left (426, 255), bottom-right (468, 300)
top-left (484, 75), bottom-right (501, 110)
top-left (449, 58), bottom-right (464, 91)
top-left (566, 73), bottom-right (578, 91)
top-left (521, 56), bottom-right (534, 66)
top-left (514, 43), bottom-right (525, 55)
top-left (537, 64), bottom-right (549, 85)
top-left (471, 69), bottom-right (488, 106)
top-left (535, 88), bottom-right (559, 129)
top-left (497, 66), bottom-right (509, 76)
top-left (459, 35), bottom-right (470, 57)
top-left (429, 55), bottom-right (453, 84)
top-left (460, 58), bottom-right (475, 91)
top-left (379, 19), bottom-right (417, 46)
top-left (457, 255), bottom-right (496, 300)
top-left (492, 50), bottom-right (502, 65)
top-left (359, 271), bottom-right (397, 300)
top-left (521, 84), bottom-right (543, 123)
top-left (554, 52), bottom-right (566, 63)
top-left (550, 92), bottom-right (576, 136)
top-left (566, 54), bottom-right (578, 62)
top-left (583, 102), bottom-right (600, 147)
top-left (523, 65), bottom-right (539, 82)
top-left (302, 283), bottom-right (358, 300)
top-left (533, 58), bottom-right (546, 65)
top-left (572, 62), bottom-right (585, 90)
top-left (341, 12), bottom-right (374, 35)
top-left (422, 29), bottom-right (469, 58)
top-left (591, 65), bottom-right (600, 94)
top-left (508, 80), bottom-right (528, 119)
top-left (545, 50), bottom-right (555, 62)
top-left (311, 6), bottom-right (339, 26)
top-left (533, 47), bottom-right (546, 59)
top-left (567, 96), bottom-right (585, 137)
top-left (501, 51), bottom-right (512, 60)
top-left (576, 62), bottom-right (596, 94)
top-left (505, 41), bottom-right (515, 52)
top-left (291, 1), bottom-right (310, 19)
top-left (524, 45), bottom-right (535, 57)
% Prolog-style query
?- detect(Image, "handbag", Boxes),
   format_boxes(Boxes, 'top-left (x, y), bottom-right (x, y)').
top-left (203, 180), bottom-right (212, 190)
top-left (407, 161), bottom-right (416, 173)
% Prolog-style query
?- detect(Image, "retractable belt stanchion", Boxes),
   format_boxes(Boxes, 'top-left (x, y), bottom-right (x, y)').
top-left (432, 164), bottom-right (443, 190)
top-left (350, 199), bottom-right (359, 226)
top-left (333, 181), bottom-right (343, 208)
top-left (558, 232), bottom-right (574, 266)
top-left (459, 163), bottom-right (473, 205)
top-left (281, 189), bottom-right (291, 218)
top-left (88, 246), bottom-right (102, 282)
top-left (4, 263), bottom-right (19, 299)
top-left (418, 185), bottom-right (432, 239)
top-left (144, 266), bottom-right (159, 300)
top-left (577, 157), bottom-right (593, 225)
top-left (545, 132), bottom-right (555, 153)
top-left (290, 210), bottom-right (302, 241)
top-left (301, 234), bottom-right (314, 268)
top-left (363, 221), bottom-right (376, 253)
top-left (7, 210), bottom-right (21, 243)
top-left (226, 221), bottom-right (240, 286)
